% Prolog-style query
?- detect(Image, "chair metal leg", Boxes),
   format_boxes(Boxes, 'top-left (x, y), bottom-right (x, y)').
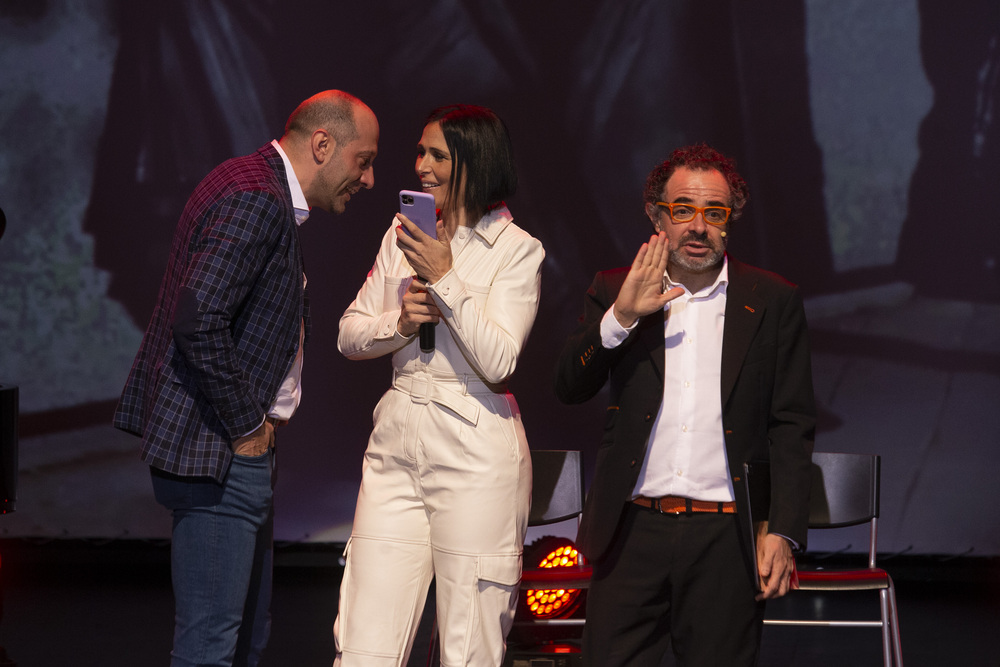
top-left (879, 588), bottom-right (892, 666)
top-left (879, 582), bottom-right (904, 666)
top-left (886, 581), bottom-right (904, 666)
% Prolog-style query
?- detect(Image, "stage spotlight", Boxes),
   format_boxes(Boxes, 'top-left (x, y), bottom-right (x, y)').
top-left (523, 536), bottom-right (585, 620)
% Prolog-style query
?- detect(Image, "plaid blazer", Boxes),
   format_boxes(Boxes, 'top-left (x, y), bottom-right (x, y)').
top-left (114, 143), bottom-right (310, 481)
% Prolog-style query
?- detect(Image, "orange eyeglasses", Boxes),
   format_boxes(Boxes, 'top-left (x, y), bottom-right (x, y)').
top-left (655, 202), bottom-right (731, 226)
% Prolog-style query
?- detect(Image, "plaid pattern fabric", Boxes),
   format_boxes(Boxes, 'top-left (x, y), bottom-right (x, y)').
top-left (114, 143), bottom-right (310, 480)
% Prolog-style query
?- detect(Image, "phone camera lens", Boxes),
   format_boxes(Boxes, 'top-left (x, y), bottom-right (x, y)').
top-left (402, 195), bottom-right (413, 205)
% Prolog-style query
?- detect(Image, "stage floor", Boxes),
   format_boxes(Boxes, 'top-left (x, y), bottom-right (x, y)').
top-left (0, 540), bottom-right (996, 666)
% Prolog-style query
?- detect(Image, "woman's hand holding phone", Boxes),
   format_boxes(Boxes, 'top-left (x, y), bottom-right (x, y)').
top-left (395, 214), bottom-right (452, 284)
top-left (395, 189), bottom-right (451, 284)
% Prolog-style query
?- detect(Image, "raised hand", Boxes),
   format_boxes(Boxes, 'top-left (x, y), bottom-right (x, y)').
top-left (613, 231), bottom-right (684, 327)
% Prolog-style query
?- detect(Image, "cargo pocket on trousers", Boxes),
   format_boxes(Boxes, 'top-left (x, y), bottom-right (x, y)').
top-left (472, 553), bottom-right (523, 657)
top-left (476, 553), bottom-right (523, 587)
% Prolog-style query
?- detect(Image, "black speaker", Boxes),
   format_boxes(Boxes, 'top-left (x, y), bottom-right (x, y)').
top-left (0, 385), bottom-right (17, 514)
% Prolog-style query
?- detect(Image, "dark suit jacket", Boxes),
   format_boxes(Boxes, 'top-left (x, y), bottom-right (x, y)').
top-left (555, 257), bottom-right (815, 577)
top-left (114, 143), bottom-right (309, 482)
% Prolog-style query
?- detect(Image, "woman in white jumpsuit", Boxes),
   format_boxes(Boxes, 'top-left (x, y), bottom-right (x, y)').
top-left (333, 105), bottom-right (545, 667)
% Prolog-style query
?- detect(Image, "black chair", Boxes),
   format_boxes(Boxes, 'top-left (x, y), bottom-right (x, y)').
top-left (764, 452), bottom-right (904, 666)
top-left (502, 450), bottom-right (592, 666)
top-left (518, 449), bottom-right (592, 597)
top-left (526, 450), bottom-right (586, 527)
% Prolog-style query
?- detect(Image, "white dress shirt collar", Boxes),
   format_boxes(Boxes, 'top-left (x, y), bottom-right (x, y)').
top-left (665, 254), bottom-right (730, 296)
top-left (271, 139), bottom-right (310, 226)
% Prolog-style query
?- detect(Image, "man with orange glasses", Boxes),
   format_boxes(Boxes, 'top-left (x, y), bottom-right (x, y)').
top-left (555, 143), bottom-right (815, 666)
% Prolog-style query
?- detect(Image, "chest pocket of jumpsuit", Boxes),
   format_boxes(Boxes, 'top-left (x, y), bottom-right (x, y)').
top-left (382, 275), bottom-right (411, 312)
top-left (464, 283), bottom-right (491, 309)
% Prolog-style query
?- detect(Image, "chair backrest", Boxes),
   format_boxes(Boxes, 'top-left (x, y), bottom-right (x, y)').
top-left (808, 452), bottom-right (881, 529)
top-left (528, 450), bottom-right (585, 526)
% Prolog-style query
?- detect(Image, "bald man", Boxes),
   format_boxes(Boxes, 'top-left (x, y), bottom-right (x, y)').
top-left (114, 90), bottom-right (378, 667)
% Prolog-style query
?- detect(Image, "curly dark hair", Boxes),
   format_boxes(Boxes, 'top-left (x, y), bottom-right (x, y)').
top-left (642, 143), bottom-right (750, 222)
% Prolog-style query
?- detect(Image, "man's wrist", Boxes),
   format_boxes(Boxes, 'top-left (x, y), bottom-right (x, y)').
top-left (612, 303), bottom-right (637, 329)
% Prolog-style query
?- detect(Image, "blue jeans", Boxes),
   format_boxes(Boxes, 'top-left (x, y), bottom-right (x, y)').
top-left (151, 449), bottom-right (276, 667)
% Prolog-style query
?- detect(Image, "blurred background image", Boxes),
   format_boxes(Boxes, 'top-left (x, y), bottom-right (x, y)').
top-left (1, 0), bottom-right (998, 561)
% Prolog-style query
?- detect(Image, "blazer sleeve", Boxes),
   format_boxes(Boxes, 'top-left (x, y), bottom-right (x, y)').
top-left (171, 188), bottom-right (285, 439)
top-left (766, 284), bottom-right (816, 548)
top-left (554, 270), bottom-right (630, 404)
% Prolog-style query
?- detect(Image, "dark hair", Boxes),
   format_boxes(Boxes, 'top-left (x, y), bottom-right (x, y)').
top-left (643, 143), bottom-right (750, 222)
top-left (424, 104), bottom-right (517, 222)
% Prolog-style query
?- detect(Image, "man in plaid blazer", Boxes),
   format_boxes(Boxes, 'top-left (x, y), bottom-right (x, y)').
top-left (114, 90), bottom-right (378, 666)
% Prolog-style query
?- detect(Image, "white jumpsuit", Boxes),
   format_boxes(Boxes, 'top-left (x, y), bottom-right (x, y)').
top-left (334, 205), bottom-right (544, 666)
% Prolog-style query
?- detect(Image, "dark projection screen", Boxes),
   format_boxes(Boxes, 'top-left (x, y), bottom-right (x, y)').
top-left (1, 0), bottom-right (997, 556)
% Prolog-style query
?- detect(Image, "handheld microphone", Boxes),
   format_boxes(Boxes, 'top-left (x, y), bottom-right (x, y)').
top-left (419, 322), bottom-right (436, 353)
top-left (416, 274), bottom-right (435, 353)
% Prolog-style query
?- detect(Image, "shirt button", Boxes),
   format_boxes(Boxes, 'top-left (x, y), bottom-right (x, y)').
top-left (681, 425), bottom-right (688, 432)
top-left (676, 470), bottom-right (683, 477)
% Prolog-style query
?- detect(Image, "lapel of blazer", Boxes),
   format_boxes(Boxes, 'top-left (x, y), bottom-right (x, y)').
top-left (261, 142), bottom-right (287, 186)
top-left (259, 142), bottom-right (311, 337)
top-left (641, 308), bottom-right (666, 381)
top-left (721, 258), bottom-right (765, 406)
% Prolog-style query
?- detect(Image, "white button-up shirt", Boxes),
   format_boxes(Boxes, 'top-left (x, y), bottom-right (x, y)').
top-left (266, 140), bottom-right (309, 422)
top-left (601, 258), bottom-right (734, 502)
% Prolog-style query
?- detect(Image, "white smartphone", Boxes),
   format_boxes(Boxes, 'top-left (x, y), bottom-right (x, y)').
top-left (399, 189), bottom-right (437, 238)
